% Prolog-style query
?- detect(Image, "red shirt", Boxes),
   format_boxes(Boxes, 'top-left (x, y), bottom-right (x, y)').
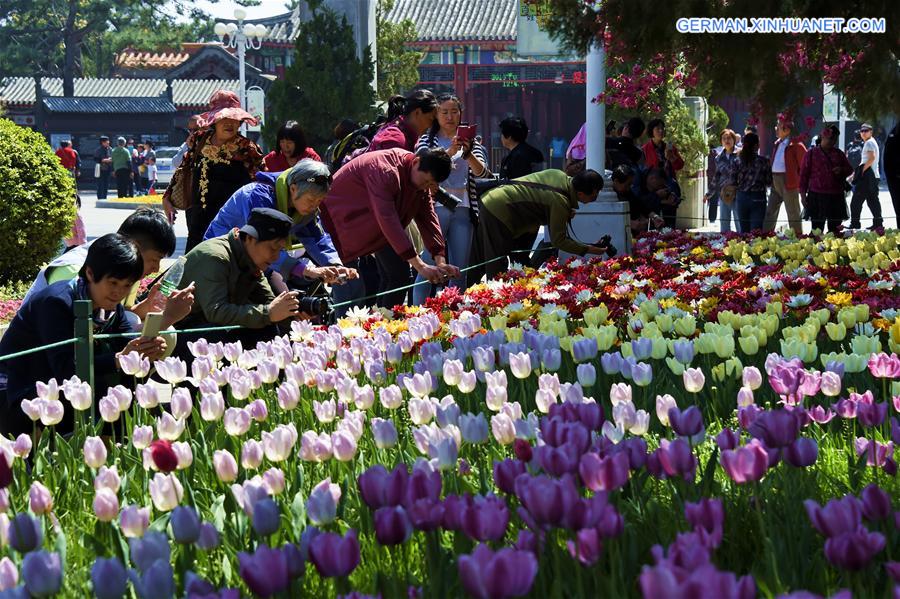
top-left (319, 149), bottom-right (445, 262)
top-left (642, 139), bottom-right (685, 175)
top-left (262, 147), bottom-right (322, 172)
top-left (369, 117), bottom-right (419, 153)
top-left (56, 147), bottom-right (78, 170)
top-left (799, 146), bottom-right (853, 195)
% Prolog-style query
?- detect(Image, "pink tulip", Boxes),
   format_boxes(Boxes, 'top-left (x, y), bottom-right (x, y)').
top-left (820, 371), bottom-right (842, 397)
top-left (720, 440), bottom-right (769, 484)
top-left (868, 353), bottom-right (900, 378)
top-left (29, 481), bottom-right (53, 514)
top-left (241, 440), bottom-right (264, 470)
top-left (683, 368), bottom-right (705, 393)
top-left (262, 468), bottom-right (285, 495)
top-left (224, 408), bottom-right (251, 436)
top-left (93, 466), bottom-right (121, 493)
top-left (148, 473), bottom-right (183, 511)
top-left (0, 556), bottom-right (17, 591)
top-left (132, 425), bottom-right (153, 450)
top-left (172, 441), bottom-right (193, 470)
top-left (458, 544), bottom-right (538, 599)
top-left (331, 429), bottom-right (358, 462)
top-left (93, 488), bottom-right (119, 522)
top-left (83, 436), bottom-right (107, 469)
top-left (277, 380), bottom-right (300, 411)
top-left (213, 450), bottom-right (238, 482)
top-left (299, 431), bottom-right (332, 462)
top-left (12, 434), bottom-right (31, 459)
top-left (579, 452), bottom-right (630, 492)
top-left (741, 366), bottom-right (762, 390)
top-left (309, 529), bottom-right (361, 578)
top-left (247, 399), bottom-right (268, 423)
top-left (119, 505), bottom-right (150, 538)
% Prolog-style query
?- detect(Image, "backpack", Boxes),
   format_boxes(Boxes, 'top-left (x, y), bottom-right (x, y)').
top-left (328, 118), bottom-right (387, 173)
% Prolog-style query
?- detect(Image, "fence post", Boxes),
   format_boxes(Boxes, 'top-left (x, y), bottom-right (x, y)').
top-left (74, 299), bottom-right (94, 421)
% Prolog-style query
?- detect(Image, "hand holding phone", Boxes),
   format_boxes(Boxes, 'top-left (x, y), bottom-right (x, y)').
top-left (141, 312), bottom-right (164, 338)
top-left (456, 123), bottom-right (477, 141)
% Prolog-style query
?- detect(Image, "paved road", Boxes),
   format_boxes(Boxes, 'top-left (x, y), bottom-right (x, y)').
top-left (77, 187), bottom-right (897, 258)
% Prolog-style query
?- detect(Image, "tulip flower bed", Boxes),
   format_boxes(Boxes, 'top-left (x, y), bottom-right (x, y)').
top-left (0, 230), bottom-right (899, 598)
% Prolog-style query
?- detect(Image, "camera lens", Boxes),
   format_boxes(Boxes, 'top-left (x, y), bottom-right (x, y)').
top-left (298, 296), bottom-right (331, 316)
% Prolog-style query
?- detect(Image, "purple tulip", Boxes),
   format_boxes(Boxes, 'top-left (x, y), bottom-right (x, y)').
top-left (407, 498), bottom-right (445, 532)
top-left (860, 484), bottom-right (892, 521)
top-left (804, 496), bottom-right (862, 538)
top-left (715, 428), bottom-right (740, 451)
top-left (357, 465), bottom-right (408, 510)
top-left (541, 348), bottom-right (562, 372)
top-left (374, 506), bottom-right (413, 545)
top-left (600, 352), bottom-right (623, 375)
top-left (579, 452), bottom-right (630, 492)
top-left (655, 439), bottom-right (697, 481)
top-left (769, 363), bottom-right (803, 399)
top-left (575, 402), bottom-right (604, 431)
top-left (571, 338), bottom-right (598, 363)
top-left (515, 474), bottom-right (579, 529)
top-left (567, 527), bottom-right (603, 566)
top-left (514, 529), bottom-right (540, 555)
top-left (404, 467), bottom-right (442, 509)
top-left (441, 494), bottom-right (468, 531)
top-left (252, 498), bottom-right (282, 537)
top-left (737, 405), bottom-right (762, 429)
top-left (806, 405), bottom-right (835, 424)
top-left (720, 439), bottom-right (769, 483)
top-left (632, 362), bottom-right (653, 386)
top-left (128, 559), bottom-right (175, 599)
top-left (672, 340), bottom-right (694, 364)
top-left (784, 438), bottom-right (818, 467)
top-left (641, 562), bottom-right (756, 599)
top-left (833, 398), bottom-right (858, 419)
top-left (170, 506), bottom-right (201, 544)
top-left (493, 459), bottom-right (526, 495)
top-left (238, 545), bottom-right (290, 597)
top-left (457, 544), bottom-right (538, 599)
top-left (462, 495), bottom-right (510, 542)
top-left (631, 337), bottom-right (652, 360)
top-left (309, 529), bottom-right (361, 578)
top-left (684, 498), bottom-right (724, 548)
top-left (91, 557), bottom-right (127, 599)
top-left (886, 561), bottom-right (900, 582)
top-left (747, 409), bottom-right (800, 448)
top-left (129, 531), bottom-right (170, 574)
top-left (857, 402), bottom-right (888, 427)
top-left (8, 513), bottom-right (42, 553)
top-left (536, 442), bottom-right (581, 477)
top-left (824, 529), bottom-right (886, 570)
top-left (668, 406), bottom-right (704, 438)
top-left (282, 543), bottom-right (305, 580)
top-left (196, 523), bottom-right (221, 550)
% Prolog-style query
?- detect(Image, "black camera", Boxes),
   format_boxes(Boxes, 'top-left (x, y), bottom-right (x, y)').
top-left (434, 186), bottom-right (462, 211)
top-left (597, 234), bottom-right (618, 258)
top-left (298, 295), bottom-right (332, 316)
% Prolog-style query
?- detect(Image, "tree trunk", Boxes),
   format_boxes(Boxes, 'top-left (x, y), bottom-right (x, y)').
top-left (62, 0), bottom-right (81, 96)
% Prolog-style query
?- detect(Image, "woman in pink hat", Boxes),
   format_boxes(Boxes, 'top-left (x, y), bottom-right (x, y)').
top-left (164, 89), bottom-right (263, 252)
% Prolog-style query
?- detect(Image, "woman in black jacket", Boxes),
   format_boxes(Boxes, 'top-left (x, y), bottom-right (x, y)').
top-left (498, 117), bottom-right (544, 180)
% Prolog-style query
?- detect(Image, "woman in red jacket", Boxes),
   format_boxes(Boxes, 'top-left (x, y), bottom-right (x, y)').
top-left (642, 118), bottom-right (685, 180)
top-left (263, 121), bottom-right (321, 171)
top-left (368, 90), bottom-right (438, 152)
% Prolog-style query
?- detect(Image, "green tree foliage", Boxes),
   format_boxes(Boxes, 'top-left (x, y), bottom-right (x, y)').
top-left (0, 0), bottom-right (252, 91)
top-left (0, 119), bottom-right (76, 283)
top-left (375, 0), bottom-right (422, 101)
top-left (542, 0), bottom-right (899, 120)
top-left (266, 6), bottom-right (377, 152)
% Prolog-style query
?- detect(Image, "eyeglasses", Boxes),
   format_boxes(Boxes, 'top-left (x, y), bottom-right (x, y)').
top-left (306, 175), bottom-right (333, 188)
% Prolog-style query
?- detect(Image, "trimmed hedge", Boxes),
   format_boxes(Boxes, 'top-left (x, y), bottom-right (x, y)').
top-left (0, 119), bottom-right (75, 283)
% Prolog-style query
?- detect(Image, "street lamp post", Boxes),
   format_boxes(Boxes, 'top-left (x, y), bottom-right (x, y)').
top-left (214, 8), bottom-right (267, 132)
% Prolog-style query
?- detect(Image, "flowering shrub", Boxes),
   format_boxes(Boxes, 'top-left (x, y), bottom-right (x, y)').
top-left (0, 229), bottom-right (898, 597)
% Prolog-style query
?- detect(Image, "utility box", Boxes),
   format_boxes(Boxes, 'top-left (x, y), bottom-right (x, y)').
top-left (556, 189), bottom-right (631, 262)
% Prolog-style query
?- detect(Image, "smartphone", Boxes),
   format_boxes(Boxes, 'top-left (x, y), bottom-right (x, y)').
top-left (456, 123), bottom-right (477, 141)
top-left (141, 312), bottom-right (164, 338)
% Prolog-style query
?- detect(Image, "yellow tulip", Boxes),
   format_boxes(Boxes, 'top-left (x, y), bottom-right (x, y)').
top-left (891, 318), bottom-right (900, 344)
top-left (854, 303), bottom-right (870, 323)
top-left (780, 338), bottom-right (806, 361)
top-left (597, 326), bottom-right (618, 351)
top-left (651, 337), bottom-right (668, 360)
top-left (803, 342), bottom-right (818, 363)
top-left (583, 305), bottom-right (609, 328)
top-left (713, 335), bottom-right (735, 359)
top-left (559, 335), bottom-right (575, 353)
top-left (489, 315), bottom-right (508, 331)
top-left (695, 333), bottom-right (715, 355)
top-left (655, 313), bottom-right (674, 333)
top-left (810, 308), bottom-right (831, 326)
top-left (837, 309), bottom-right (857, 330)
top-left (711, 362), bottom-right (727, 382)
top-left (674, 315), bottom-right (697, 337)
top-left (505, 327), bottom-right (524, 343)
top-left (639, 301), bottom-right (659, 319)
top-left (845, 353), bottom-right (869, 373)
top-left (739, 335), bottom-right (759, 355)
top-left (642, 322), bottom-right (662, 338)
top-left (850, 335), bottom-right (881, 355)
top-left (621, 342), bottom-right (634, 358)
top-left (825, 322), bottom-right (847, 341)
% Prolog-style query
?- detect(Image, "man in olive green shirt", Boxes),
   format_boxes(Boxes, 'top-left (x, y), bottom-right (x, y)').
top-left (478, 168), bottom-right (610, 277)
top-left (111, 137), bottom-right (133, 199)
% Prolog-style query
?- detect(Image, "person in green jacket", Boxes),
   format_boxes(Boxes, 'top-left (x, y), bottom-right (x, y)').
top-left (478, 168), bottom-right (611, 277)
top-left (176, 207), bottom-right (310, 353)
top-left (111, 137), bottom-right (133, 199)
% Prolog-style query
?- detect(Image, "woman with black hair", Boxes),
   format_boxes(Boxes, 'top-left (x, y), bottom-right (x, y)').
top-left (369, 89), bottom-right (438, 152)
top-left (411, 93), bottom-right (490, 304)
top-left (642, 118), bottom-right (685, 179)
top-left (0, 234), bottom-right (168, 436)
top-left (263, 121), bottom-right (321, 171)
top-left (729, 132), bottom-right (772, 233)
top-left (799, 125), bottom-right (853, 233)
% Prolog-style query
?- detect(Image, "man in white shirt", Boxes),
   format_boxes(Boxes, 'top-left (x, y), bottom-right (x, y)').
top-left (764, 119), bottom-right (806, 235)
top-left (849, 123), bottom-right (883, 230)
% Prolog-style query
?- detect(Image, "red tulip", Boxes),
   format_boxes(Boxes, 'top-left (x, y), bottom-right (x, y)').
top-left (149, 440), bottom-right (178, 473)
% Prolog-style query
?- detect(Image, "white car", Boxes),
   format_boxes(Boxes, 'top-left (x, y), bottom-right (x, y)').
top-left (154, 146), bottom-right (181, 188)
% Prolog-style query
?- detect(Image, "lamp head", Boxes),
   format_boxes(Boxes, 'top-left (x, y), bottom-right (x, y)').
top-left (233, 7), bottom-right (247, 21)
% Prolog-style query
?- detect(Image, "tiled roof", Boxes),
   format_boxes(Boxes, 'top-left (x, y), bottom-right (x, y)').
top-left (43, 97), bottom-right (177, 114)
top-left (386, 0), bottom-right (517, 41)
top-left (0, 77), bottom-right (240, 109)
top-left (254, 0), bottom-right (518, 44)
top-left (116, 50), bottom-right (191, 69)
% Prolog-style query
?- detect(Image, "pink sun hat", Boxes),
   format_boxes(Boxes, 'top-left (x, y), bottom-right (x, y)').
top-left (198, 90), bottom-right (259, 127)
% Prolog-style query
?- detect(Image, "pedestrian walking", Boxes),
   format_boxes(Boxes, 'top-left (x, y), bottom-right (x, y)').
top-left (112, 137), bottom-right (133, 198)
top-left (729, 133), bottom-right (772, 233)
top-left (799, 125), bottom-right (853, 234)
top-left (94, 135), bottom-right (112, 199)
top-left (848, 123), bottom-right (883, 229)
top-left (705, 129), bottom-right (740, 232)
top-left (764, 119), bottom-right (807, 235)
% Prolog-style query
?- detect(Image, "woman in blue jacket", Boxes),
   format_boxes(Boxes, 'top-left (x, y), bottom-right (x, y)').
top-left (203, 159), bottom-right (357, 286)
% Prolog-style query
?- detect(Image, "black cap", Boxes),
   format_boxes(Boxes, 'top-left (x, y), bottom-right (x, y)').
top-left (859, 123), bottom-right (873, 131)
top-left (239, 207), bottom-right (293, 241)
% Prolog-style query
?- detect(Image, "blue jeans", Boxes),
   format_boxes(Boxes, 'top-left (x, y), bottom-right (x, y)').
top-left (736, 190), bottom-right (766, 233)
top-left (412, 205), bottom-right (474, 305)
top-left (719, 198), bottom-right (735, 232)
top-left (96, 170), bottom-right (110, 200)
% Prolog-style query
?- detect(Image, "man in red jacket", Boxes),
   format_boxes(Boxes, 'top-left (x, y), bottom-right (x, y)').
top-left (320, 147), bottom-right (459, 312)
top-left (764, 119), bottom-right (807, 235)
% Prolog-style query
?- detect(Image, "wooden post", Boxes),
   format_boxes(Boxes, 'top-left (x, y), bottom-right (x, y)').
top-left (74, 299), bottom-right (94, 421)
